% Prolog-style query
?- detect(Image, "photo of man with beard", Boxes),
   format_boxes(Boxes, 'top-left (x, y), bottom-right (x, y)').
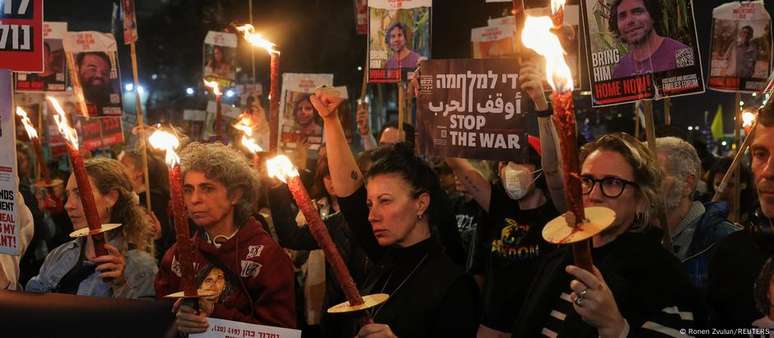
top-left (385, 22), bottom-right (423, 69)
top-left (609, 0), bottom-right (691, 79)
top-left (76, 51), bottom-right (118, 115)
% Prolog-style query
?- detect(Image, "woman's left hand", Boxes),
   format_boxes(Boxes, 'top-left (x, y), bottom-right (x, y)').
top-left (357, 323), bottom-right (398, 338)
top-left (93, 243), bottom-right (126, 285)
top-left (566, 265), bottom-right (627, 338)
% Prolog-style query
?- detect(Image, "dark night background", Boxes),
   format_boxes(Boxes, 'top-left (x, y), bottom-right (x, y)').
top-left (43, 0), bottom-right (774, 147)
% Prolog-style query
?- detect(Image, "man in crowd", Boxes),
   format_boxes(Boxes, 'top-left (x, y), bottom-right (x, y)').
top-left (655, 136), bottom-right (739, 289)
top-left (709, 106), bottom-right (774, 328)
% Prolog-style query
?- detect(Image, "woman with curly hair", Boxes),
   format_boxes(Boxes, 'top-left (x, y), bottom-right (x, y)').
top-left (154, 142), bottom-right (296, 334)
top-left (26, 158), bottom-right (157, 299)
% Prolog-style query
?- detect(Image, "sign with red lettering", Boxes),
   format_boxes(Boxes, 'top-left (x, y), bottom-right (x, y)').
top-left (78, 116), bottom-right (124, 151)
top-left (708, 1), bottom-right (772, 93)
top-left (0, 0), bottom-right (44, 72)
top-left (190, 317), bottom-right (301, 338)
top-left (0, 70), bottom-right (20, 255)
top-left (580, 0), bottom-right (705, 106)
top-left (15, 21), bottom-right (68, 92)
top-left (367, 0), bottom-right (431, 83)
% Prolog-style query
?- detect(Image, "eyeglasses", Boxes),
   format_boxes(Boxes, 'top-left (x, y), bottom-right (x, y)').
top-left (580, 175), bottom-right (638, 198)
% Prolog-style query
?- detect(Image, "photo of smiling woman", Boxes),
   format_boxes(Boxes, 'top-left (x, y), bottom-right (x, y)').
top-left (311, 90), bottom-right (479, 338)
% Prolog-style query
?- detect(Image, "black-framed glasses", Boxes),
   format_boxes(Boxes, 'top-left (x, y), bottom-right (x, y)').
top-left (580, 175), bottom-right (638, 198)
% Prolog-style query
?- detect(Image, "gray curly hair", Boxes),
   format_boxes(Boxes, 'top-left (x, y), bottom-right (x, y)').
top-left (655, 137), bottom-right (701, 194)
top-left (179, 142), bottom-right (260, 226)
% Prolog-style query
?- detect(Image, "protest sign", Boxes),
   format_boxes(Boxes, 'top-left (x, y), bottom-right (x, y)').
top-left (708, 1), bottom-right (772, 93)
top-left (0, 0), bottom-right (43, 72)
top-left (367, 0), bottom-right (431, 83)
top-left (580, 0), bottom-right (704, 106)
top-left (191, 317), bottom-right (301, 338)
top-left (63, 31), bottom-right (124, 116)
top-left (0, 71), bottom-right (19, 255)
top-left (355, 0), bottom-right (368, 35)
top-left (121, 0), bottom-right (138, 45)
top-left (15, 22), bottom-right (68, 92)
top-left (471, 25), bottom-right (517, 59)
top-left (203, 31), bottom-right (238, 86)
top-left (416, 59), bottom-right (526, 161)
top-left (278, 73), bottom-right (333, 151)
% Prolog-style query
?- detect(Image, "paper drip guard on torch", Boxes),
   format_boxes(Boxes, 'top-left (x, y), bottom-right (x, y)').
top-left (520, 14), bottom-right (615, 271)
top-left (46, 96), bottom-right (119, 257)
top-left (266, 155), bottom-right (388, 315)
top-left (147, 129), bottom-right (217, 301)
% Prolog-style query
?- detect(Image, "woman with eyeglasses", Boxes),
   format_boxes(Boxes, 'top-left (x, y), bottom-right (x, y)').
top-left (513, 133), bottom-right (705, 338)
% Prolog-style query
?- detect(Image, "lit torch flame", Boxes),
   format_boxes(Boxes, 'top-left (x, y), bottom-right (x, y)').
top-left (551, 0), bottom-right (566, 16)
top-left (233, 115), bottom-right (264, 154)
top-left (203, 79), bottom-right (222, 96)
top-left (235, 24), bottom-right (279, 55)
top-left (16, 107), bottom-right (39, 140)
top-left (148, 129), bottom-right (181, 166)
top-left (521, 15), bottom-right (574, 93)
top-left (46, 96), bottom-right (79, 149)
top-left (742, 111), bottom-right (756, 129)
top-left (266, 155), bottom-right (299, 183)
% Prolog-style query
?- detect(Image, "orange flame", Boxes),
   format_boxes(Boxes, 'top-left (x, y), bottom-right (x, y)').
top-left (15, 107), bottom-right (39, 140)
top-left (742, 111), bottom-right (756, 129)
top-left (148, 129), bottom-right (181, 166)
top-left (235, 24), bottom-right (279, 55)
top-left (232, 115), bottom-right (264, 154)
top-left (521, 15), bottom-right (574, 93)
top-left (266, 155), bottom-right (299, 183)
top-left (203, 79), bottom-right (222, 96)
top-left (551, 0), bottom-right (567, 16)
top-left (46, 96), bottom-right (79, 148)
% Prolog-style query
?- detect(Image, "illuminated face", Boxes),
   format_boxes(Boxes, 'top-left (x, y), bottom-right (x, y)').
top-left (64, 174), bottom-right (115, 229)
top-left (200, 267), bottom-right (226, 297)
top-left (366, 173), bottom-right (428, 247)
top-left (183, 170), bottom-right (238, 229)
top-left (388, 26), bottom-right (407, 53)
top-left (294, 99), bottom-right (316, 126)
top-left (581, 150), bottom-right (640, 236)
top-left (79, 54), bottom-right (109, 87)
top-left (616, 0), bottom-right (655, 46)
top-left (751, 125), bottom-right (774, 218)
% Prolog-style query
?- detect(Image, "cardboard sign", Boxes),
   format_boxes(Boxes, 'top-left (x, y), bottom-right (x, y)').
top-left (277, 73), bottom-right (333, 151)
top-left (367, 0), bottom-right (431, 83)
top-left (15, 21), bottom-right (68, 92)
top-left (416, 59), bottom-right (527, 161)
top-left (0, 0), bottom-right (44, 72)
top-left (203, 31), bottom-right (238, 86)
top-left (708, 1), bottom-right (772, 93)
top-left (0, 70), bottom-right (19, 255)
top-left (580, 0), bottom-right (705, 106)
top-left (63, 31), bottom-right (123, 116)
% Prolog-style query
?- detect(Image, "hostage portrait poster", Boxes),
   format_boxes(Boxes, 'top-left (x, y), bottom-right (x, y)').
top-left (63, 31), bottom-right (124, 117)
top-left (416, 59), bottom-right (526, 161)
top-left (708, 1), bottom-right (772, 93)
top-left (580, 0), bottom-right (705, 106)
top-left (367, 0), bottom-right (431, 83)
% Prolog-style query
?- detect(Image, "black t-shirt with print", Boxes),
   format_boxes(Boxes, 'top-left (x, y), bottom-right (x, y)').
top-left (449, 193), bottom-right (487, 274)
top-left (480, 183), bottom-right (558, 331)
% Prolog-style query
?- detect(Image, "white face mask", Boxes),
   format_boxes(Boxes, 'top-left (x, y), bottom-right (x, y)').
top-left (502, 165), bottom-right (543, 200)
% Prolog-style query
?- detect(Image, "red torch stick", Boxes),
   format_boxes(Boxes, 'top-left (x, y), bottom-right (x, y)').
top-left (47, 96), bottom-right (108, 257)
top-left (16, 107), bottom-right (50, 184)
top-left (149, 129), bottom-right (198, 297)
top-left (267, 156), bottom-right (365, 307)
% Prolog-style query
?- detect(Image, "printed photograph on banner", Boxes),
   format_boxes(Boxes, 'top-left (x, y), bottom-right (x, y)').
top-left (63, 32), bottom-right (124, 116)
top-left (367, 0), bottom-right (431, 83)
top-left (121, 0), bottom-right (138, 44)
top-left (203, 31), bottom-right (238, 85)
top-left (416, 59), bottom-right (527, 161)
top-left (581, 0), bottom-right (705, 106)
top-left (0, 0), bottom-right (43, 73)
top-left (15, 22), bottom-right (68, 93)
top-left (471, 25), bottom-right (517, 59)
top-left (526, 4), bottom-right (583, 89)
top-left (708, 1), bottom-right (772, 93)
top-left (77, 116), bottom-right (124, 151)
top-left (355, 0), bottom-right (368, 35)
top-left (278, 73), bottom-right (333, 151)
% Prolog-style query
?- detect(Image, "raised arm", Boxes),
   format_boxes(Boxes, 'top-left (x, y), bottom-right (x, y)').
top-left (445, 157), bottom-right (493, 212)
top-left (310, 91), bottom-right (362, 197)
top-left (520, 60), bottom-right (566, 212)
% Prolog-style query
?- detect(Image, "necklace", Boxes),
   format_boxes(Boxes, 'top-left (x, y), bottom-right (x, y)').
top-left (369, 252), bottom-right (430, 319)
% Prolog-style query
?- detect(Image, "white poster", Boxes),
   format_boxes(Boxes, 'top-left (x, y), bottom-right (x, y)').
top-left (277, 73), bottom-right (333, 151)
top-left (63, 31), bottom-right (123, 117)
top-left (0, 70), bottom-right (20, 255)
top-left (15, 22), bottom-right (69, 93)
top-left (190, 318), bottom-right (301, 338)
